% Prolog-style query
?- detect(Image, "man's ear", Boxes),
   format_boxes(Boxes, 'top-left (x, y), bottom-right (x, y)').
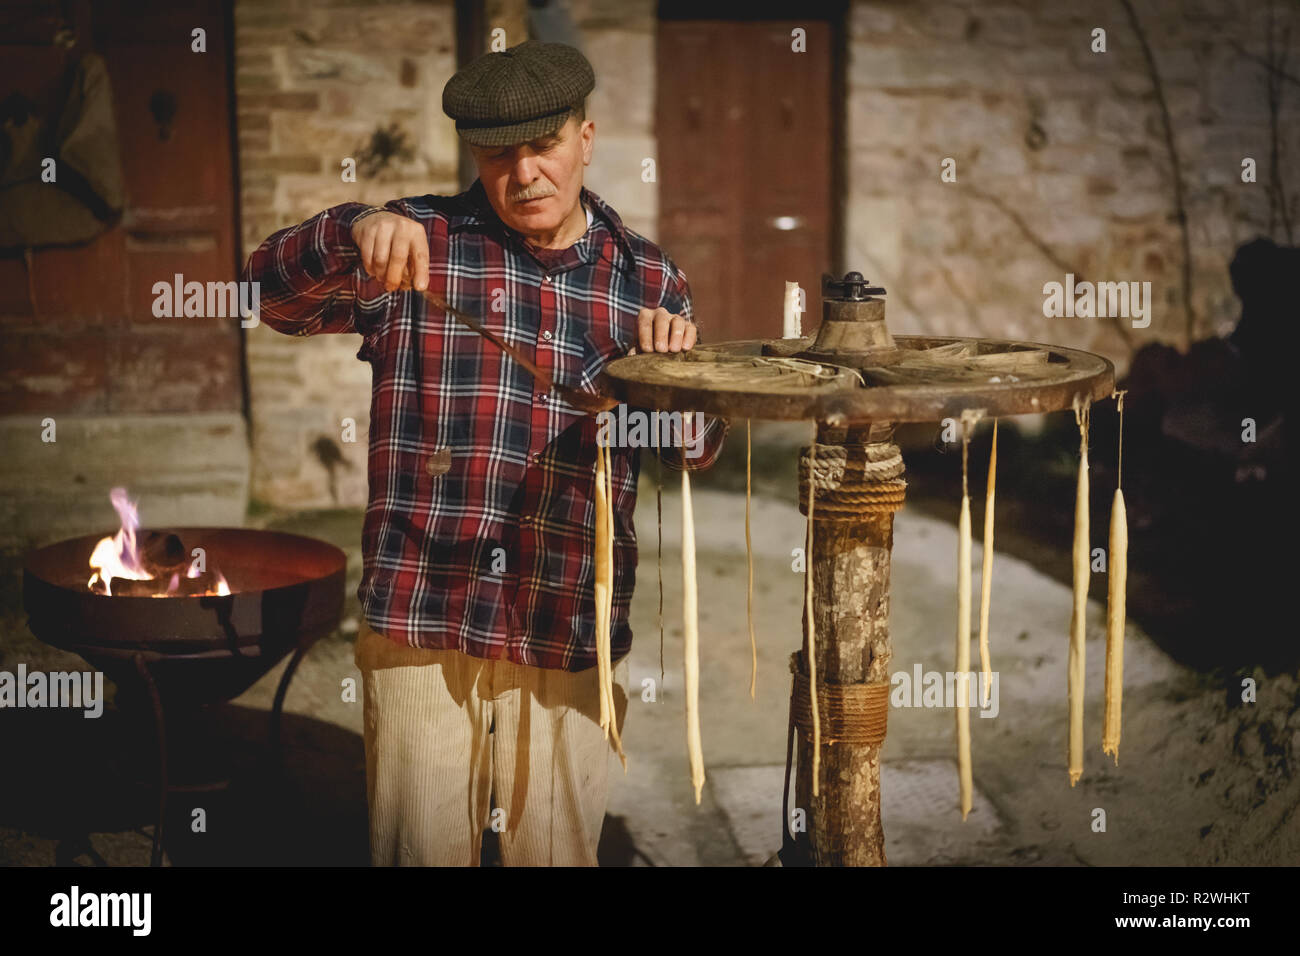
top-left (580, 119), bottom-right (595, 166)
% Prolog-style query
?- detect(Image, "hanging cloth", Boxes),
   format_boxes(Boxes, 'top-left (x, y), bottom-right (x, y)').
top-left (0, 52), bottom-right (125, 248)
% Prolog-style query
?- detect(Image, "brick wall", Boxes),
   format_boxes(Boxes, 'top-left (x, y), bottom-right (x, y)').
top-left (235, 0), bottom-right (460, 509)
top-left (568, 0), bottom-right (657, 238)
top-left (845, 0), bottom-right (1297, 369)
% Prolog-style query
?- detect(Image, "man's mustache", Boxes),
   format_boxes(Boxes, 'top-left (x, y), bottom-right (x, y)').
top-left (509, 183), bottom-right (556, 202)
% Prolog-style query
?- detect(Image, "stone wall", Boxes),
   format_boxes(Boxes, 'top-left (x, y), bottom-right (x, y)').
top-left (567, 0), bottom-right (658, 238)
top-left (235, 0), bottom-right (460, 509)
top-left (846, 0), bottom-right (1298, 370)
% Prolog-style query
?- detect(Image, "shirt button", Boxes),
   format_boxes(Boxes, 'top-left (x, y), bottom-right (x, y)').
top-left (538, 393), bottom-right (548, 402)
top-left (543, 275), bottom-right (551, 283)
top-left (542, 330), bottom-right (553, 341)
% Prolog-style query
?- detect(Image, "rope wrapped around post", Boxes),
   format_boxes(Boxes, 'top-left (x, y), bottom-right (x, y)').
top-left (789, 653), bottom-right (891, 747)
top-left (797, 441), bottom-right (907, 518)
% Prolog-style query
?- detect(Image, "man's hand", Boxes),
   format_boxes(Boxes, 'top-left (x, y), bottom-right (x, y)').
top-left (634, 306), bottom-right (698, 354)
top-left (352, 210), bottom-right (429, 292)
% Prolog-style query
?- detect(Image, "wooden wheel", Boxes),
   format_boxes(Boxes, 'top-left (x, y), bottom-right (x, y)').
top-left (601, 335), bottom-right (1114, 424)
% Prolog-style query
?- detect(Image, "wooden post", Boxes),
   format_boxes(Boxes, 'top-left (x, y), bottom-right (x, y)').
top-left (794, 421), bottom-right (897, 866)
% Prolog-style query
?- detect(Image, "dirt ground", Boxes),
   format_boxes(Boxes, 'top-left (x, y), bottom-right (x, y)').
top-left (1, 422), bottom-right (1296, 866)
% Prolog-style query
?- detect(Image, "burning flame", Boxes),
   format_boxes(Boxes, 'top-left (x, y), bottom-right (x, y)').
top-left (87, 489), bottom-right (149, 594)
top-left (87, 488), bottom-right (230, 597)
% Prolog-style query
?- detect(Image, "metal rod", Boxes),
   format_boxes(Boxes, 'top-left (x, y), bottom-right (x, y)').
top-left (133, 653), bottom-right (168, 868)
top-left (419, 289), bottom-right (555, 388)
top-left (418, 289), bottom-right (617, 414)
top-left (268, 643), bottom-right (308, 774)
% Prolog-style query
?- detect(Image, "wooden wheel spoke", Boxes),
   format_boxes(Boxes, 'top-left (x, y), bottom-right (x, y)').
top-left (864, 366), bottom-right (1053, 386)
top-left (895, 345), bottom-right (1050, 368)
top-left (608, 350), bottom-right (857, 394)
top-left (871, 346), bottom-right (1055, 385)
top-left (899, 342), bottom-right (977, 363)
top-left (962, 348), bottom-right (1051, 369)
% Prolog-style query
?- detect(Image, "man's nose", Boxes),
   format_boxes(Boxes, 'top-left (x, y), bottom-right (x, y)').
top-left (512, 152), bottom-right (538, 183)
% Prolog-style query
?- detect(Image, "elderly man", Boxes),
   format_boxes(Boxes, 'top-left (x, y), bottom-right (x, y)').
top-left (241, 40), bottom-right (728, 866)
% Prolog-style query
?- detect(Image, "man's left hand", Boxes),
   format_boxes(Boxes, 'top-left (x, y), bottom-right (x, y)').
top-left (633, 307), bottom-right (698, 354)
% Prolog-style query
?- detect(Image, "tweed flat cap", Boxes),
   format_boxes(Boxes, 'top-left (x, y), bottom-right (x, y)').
top-left (442, 41), bottom-right (595, 147)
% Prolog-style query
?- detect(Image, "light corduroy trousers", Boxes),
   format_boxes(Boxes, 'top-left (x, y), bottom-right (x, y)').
top-left (355, 620), bottom-right (629, 866)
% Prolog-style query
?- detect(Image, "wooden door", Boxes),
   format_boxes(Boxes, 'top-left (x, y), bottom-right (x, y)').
top-left (0, 0), bottom-right (241, 415)
top-left (656, 19), bottom-right (833, 344)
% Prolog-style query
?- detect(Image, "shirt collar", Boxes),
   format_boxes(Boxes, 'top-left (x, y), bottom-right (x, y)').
top-left (458, 179), bottom-right (637, 274)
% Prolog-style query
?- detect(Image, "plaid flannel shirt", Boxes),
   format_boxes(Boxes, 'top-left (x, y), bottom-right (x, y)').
top-left (242, 180), bottom-right (728, 671)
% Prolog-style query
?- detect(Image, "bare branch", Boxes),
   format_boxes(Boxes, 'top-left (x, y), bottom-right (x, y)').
top-left (1227, 39), bottom-right (1300, 90)
top-left (1119, 0), bottom-right (1196, 349)
top-left (964, 186), bottom-right (1136, 351)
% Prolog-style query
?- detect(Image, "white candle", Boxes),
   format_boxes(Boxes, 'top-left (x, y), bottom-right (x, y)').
top-left (681, 468), bottom-right (705, 804)
top-left (1068, 400), bottom-right (1090, 787)
top-left (783, 281), bottom-right (803, 339)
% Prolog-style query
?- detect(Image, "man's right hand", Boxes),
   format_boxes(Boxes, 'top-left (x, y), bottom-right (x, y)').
top-left (352, 210), bottom-right (429, 292)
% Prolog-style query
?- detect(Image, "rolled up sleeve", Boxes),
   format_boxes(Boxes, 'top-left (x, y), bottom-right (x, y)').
top-left (241, 200), bottom-right (400, 336)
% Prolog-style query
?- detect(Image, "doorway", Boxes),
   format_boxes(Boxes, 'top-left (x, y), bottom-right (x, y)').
top-left (655, 11), bottom-right (840, 343)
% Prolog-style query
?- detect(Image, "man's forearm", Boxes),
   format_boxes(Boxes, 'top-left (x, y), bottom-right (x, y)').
top-left (241, 201), bottom-right (377, 336)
